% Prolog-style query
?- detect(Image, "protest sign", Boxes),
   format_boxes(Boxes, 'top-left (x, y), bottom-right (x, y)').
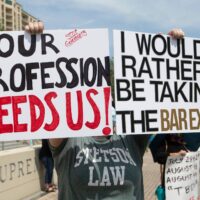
top-left (0, 29), bottom-right (112, 141)
top-left (165, 151), bottom-right (200, 200)
top-left (114, 30), bottom-right (200, 134)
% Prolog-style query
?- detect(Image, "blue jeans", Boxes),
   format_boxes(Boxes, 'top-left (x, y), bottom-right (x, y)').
top-left (41, 157), bottom-right (54, 184)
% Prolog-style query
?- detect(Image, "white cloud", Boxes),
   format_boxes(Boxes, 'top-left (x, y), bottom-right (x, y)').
top-left (17, 0), bottom-right (200, 36)
top-left (72, 0), bottom-right (133, 14)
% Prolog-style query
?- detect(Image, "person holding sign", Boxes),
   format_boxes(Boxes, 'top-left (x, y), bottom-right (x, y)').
top-left (149, 133), bottom-right (189, 200)
top-left (25, 22), bottom-right (184, 200)
top-left (150, 134), bottom-right (188, 172)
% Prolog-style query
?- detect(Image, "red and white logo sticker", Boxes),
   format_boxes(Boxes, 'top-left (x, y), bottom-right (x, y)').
top-left (65, 29), bottom-right (87, 47)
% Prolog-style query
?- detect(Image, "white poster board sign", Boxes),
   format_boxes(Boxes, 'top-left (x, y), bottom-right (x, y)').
top-left (0, 29), bottom-right (112, 141)
top-left (165, 151), bottom-right (200, 200)
top-left (114, 30), bottom-right (200, 135)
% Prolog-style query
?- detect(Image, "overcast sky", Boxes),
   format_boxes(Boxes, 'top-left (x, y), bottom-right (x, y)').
top-left (18, 0), bottom-right (199, 38)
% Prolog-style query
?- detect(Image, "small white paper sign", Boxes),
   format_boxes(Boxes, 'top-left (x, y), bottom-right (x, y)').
top-left (165, 151), bottom-right (200, 200)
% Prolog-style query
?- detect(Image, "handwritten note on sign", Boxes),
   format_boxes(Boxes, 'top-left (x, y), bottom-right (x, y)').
top-left (165, 151), bottom-right (200, 200)
top-left (0, 29), bottom-right (112, 141)
top-left (114, 30), bottom-right (200, 135)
